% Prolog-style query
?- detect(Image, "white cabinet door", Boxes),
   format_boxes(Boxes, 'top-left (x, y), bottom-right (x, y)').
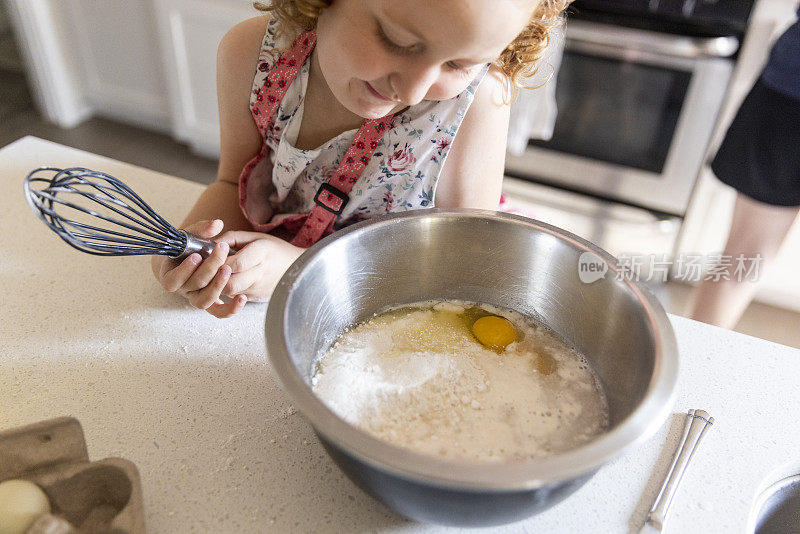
top-left (65, 0), bottom-right (171, 132)
top-left (154, 0), bottom-right (255, 158)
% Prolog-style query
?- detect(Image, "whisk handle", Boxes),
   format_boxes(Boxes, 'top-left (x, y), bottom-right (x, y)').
top-left (170, 231), bottom-right (217, 261)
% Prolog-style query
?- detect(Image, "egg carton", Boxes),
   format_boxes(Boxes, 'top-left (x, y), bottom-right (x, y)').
top-left (0, 417), bottom-right (145, 533)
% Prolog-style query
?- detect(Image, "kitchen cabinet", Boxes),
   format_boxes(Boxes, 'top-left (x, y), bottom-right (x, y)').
top-left (7, 0), bottom-right (254, 154)
top-left (677, 0), bottom-right (800, 313)
top-left (153, 0), bottom-right (255, 157)
top-left (66, 0), bottom-right (169, 132)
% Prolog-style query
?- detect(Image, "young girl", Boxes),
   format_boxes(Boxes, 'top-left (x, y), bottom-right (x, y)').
top-left (152, 0), bottom-right (568, 318)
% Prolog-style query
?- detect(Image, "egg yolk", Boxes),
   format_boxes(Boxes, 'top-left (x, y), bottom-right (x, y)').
top-left (471, 316), bottom-right (516, 351)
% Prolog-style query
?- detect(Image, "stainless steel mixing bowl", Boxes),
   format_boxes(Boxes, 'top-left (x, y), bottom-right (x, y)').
top-left (265, 209), bottom-right (679, 527)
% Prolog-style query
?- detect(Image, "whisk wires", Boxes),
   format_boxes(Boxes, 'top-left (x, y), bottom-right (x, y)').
top-left (24, 167), bottom-right (188, 256)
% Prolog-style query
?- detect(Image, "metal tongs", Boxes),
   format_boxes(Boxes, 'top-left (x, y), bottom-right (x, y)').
top-left (640, 409), bottom-right (715, 533)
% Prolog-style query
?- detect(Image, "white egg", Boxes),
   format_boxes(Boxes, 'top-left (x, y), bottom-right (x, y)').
top-left (0, 479), bottom-right (51, 534)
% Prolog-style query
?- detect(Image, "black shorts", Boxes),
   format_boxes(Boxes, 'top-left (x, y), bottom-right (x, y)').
top-left (711, 78), bottom-right (800, 207)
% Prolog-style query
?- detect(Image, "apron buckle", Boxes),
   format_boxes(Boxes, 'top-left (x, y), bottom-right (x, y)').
top-left (313, 183), bottom-right (350, 216)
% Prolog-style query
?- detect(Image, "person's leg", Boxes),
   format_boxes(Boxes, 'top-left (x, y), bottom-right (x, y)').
top-left (688, 193), bottom-right (799, 329)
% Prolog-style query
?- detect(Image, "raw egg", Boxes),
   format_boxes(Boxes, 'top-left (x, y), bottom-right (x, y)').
top-left (0, 479), bottom-right (51, 534)
top-left (471, 315), bottom-right (516, 351)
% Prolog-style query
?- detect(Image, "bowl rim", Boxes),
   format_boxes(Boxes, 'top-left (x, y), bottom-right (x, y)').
top-left (265, 209), bottom-right (679, 490)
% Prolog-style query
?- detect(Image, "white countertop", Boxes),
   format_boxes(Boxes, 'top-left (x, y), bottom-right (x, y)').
top-left (2, 136), bottom-right (799, 533)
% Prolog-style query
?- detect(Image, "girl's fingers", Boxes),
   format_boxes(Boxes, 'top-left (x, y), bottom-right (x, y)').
top-left (188, 264), bottom-right (232, 310)
top-left (182, 242), bottom-right (230, 292)
top-left (199, 219), bottom-right (224, 238)
top-left (160, 253), bottom-right (201, 292)
top-left (206, 294), bottom-right (248, 319)
top-left (223, 266), bottom-right (262, 296)
top-left (224, 239), bottom-right (269, 273)
top-left (216, 230), bottom-right (271, 251)
top-left (184, 219), bottom-right (224, 239)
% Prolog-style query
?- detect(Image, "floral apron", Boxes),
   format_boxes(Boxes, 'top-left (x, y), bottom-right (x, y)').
top-left (238, 30), bottom-right (393, 248)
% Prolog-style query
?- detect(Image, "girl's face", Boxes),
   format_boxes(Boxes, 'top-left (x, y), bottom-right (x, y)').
top-left (315, 0), bottom-right (536, 119)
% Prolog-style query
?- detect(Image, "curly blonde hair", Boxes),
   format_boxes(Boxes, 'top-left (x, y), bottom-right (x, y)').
top-left (254, 0), bottom-right (570, 97)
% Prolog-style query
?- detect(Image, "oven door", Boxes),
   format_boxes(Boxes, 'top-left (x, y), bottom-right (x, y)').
top-left (504, 20), bottom-right (737, 217)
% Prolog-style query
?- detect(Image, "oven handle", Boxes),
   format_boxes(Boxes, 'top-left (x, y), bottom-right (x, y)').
top-left (565, 20), bottom-right (739, 59)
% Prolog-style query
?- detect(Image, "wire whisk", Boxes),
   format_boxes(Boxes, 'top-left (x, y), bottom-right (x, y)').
top-left (24, 166), bottom-right (216, 260)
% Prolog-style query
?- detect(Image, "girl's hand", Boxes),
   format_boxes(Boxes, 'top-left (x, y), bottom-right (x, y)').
top-left (151, 219), bottom-right (246, 318)
top-left (216, 230), bottom-right (305, 305)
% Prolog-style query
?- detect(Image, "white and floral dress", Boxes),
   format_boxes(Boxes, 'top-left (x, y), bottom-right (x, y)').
top-left (245, 19), bottom-right (487, 230)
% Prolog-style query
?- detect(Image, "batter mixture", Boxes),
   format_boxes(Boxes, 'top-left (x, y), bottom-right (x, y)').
top-left (311, 300), bottom-right (609, 462)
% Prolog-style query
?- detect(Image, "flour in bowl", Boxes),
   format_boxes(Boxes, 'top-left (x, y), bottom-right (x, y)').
top-left (311, 300), bottom-right (609, 462)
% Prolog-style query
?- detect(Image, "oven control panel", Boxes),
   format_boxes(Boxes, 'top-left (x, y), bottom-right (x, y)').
top-left (570, 0), bottom-right (756, 39)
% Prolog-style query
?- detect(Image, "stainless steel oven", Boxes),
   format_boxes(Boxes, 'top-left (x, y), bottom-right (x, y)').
top-left (505, 19), bottom-right (740, 217)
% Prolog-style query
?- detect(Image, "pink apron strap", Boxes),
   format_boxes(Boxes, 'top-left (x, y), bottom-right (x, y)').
top-left (290, 117), bottom-right (392, 247)
top-left (238, 31), bottom-right (316, 233)
top-left (251, 31), bottom-right (316, 137)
